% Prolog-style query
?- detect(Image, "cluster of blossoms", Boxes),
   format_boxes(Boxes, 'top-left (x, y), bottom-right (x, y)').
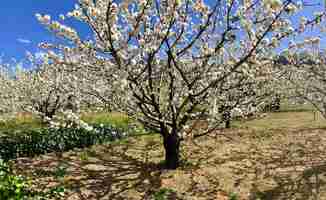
top-left (48, 110), bottom-right (93, 131)
top-left (36, 14), bottom-right (79, 41)
top-left (263, 0), bottom-right (282, 12)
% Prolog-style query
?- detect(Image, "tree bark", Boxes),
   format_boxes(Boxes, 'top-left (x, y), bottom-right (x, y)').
top-left (163, 133), bottom-right (180, 169)
top-left (225, 119), bottom-right (231, 129)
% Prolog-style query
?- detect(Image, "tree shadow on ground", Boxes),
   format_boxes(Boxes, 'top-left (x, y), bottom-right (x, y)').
top-left (14, 138), bottom-right (168, 200)
top-left (191, 127), bottom-right (326, 200)
top-left (250, 164), bottom-right (326, 200)
top-left (224, 127), bottom-right (326, 200)
top-left (13, 127), bottom-right (326, 200)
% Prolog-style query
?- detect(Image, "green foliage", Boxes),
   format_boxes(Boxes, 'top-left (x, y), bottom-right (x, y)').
top-left (180, 159), bottom-right (194, 168)
top-left (0, 159), bottom-right (66, 200)
top-left (39, 185), bottom-right (65, 200)
top-left (228, 192), bottom-right (239, 200)
top-left (53, 163), bottom-right (68, 179)
top-left (153, 188), bottom-right (175, 200)
top-left (0, 159), bottom-right (31, 200)
top-left (79, 151), bottom-right (89, 162)
top-left (0, 124), bottom-right (128, 161)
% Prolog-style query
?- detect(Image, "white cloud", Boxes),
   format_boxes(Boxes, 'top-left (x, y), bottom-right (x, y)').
top-left (17, 38), bottom-right (31, 44)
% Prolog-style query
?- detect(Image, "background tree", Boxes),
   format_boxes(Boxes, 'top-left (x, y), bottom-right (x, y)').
top-left (13, 54), bottom-right (82, 121)
top-left (0, 61), bottom-right (18, 115)
top-left (210, 57), bottom-right (284, 128)
top-left (50, 48), bottom-right (129, 112)
top-left (282, 41), bottom-right (326, 117)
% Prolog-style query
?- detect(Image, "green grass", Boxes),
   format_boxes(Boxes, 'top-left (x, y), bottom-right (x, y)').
top-left (0, 114), bottom-right (43, 133)
top-left (234, 111), bottom-right (326, 130)
top-left (81, 112), bottom-right (131, 129)
top-left (81, 112), bottom-right (152, 135)
top-left (0, 112), bottom-right (135, 134)
top-left (0, 104), bottom-right (324, 134)
top-left (279, 102), bottom-right (315, 112)
top-left (231, 102), bottom-right (325, 130)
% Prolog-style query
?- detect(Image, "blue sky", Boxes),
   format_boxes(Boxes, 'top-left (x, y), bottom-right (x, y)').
top-left (0, 1), bottom-right (84, 64)
top-left (0, 0), bottom-right (325, 65)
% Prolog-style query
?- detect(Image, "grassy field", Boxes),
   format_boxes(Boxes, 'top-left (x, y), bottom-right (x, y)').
top-left (80, 112), bottom-right (131, 129)
top-left (235, 111), bottom-right (326, 130)
top-left (0, 112), bottom-right (133, 134)
top-left (0, 113), bottom-right (43, 132)
top-left (8, 110), bottom-right (326, 200)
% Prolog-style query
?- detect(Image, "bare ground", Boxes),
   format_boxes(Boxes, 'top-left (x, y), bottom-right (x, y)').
top-left (11, 112), bottom-right (326, 200)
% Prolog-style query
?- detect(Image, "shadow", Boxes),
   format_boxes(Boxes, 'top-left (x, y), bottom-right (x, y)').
top-left (12, 127), bottom-right (326, 199)
top-left (224, 127), bottom-right (326, 200)
top-left (250, 164), bottom-right (326, 200)
top-left (14, 138), bottom-right (166, 200)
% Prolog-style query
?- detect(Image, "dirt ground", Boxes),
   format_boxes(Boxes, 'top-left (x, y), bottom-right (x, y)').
top-left (11, 112), bottom-right (326, 200)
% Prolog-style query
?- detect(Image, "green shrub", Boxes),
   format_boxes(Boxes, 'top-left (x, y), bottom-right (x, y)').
top-left (0, 124), bottom-right (128, 161)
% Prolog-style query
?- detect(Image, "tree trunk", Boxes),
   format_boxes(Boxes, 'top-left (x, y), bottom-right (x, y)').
top-left (225, 119), bottom-right (231, 129)
top-left (163, 133), bottom-right (180, 169)
top-left (45, 110), bottom-right (56, 119)
top-left (223, 109), bottom-right (231, 129)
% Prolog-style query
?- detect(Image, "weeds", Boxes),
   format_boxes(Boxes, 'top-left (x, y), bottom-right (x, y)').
top-left (153, 188), bottom-right (176, 200)
top-left (0, 159), bottom-right (66, 199)
top-left (228, 192), bottom-right (239, 200)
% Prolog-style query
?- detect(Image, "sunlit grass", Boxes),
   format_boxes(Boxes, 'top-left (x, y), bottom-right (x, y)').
top-left (279, 101), bottom-right (315, 112)
top-left (0, 113), bottom-right (43, 133)
top-left (80, 112), bottom-right (131, 129)
top-left (234, 111), bottom-right (326, 130)
top-left (0, 112), bottom-right (135, 134)
top-left (1, 104), bottom-right (325, 134)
